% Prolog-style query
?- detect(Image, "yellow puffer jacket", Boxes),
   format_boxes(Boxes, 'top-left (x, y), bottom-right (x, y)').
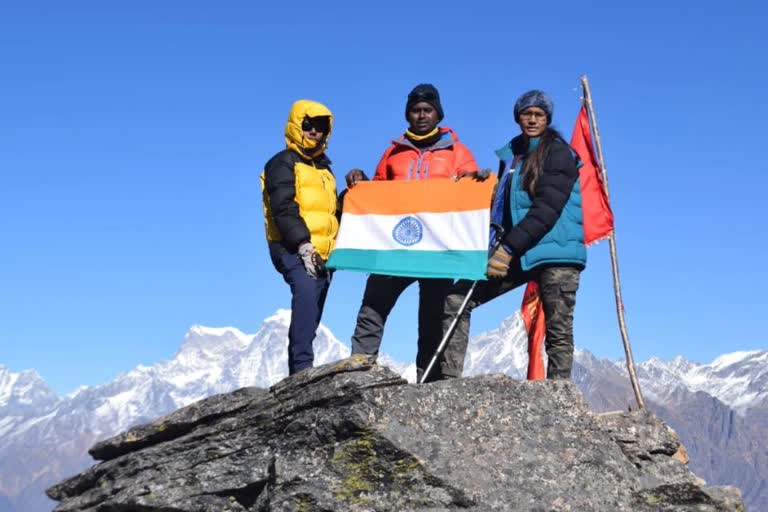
top-left (261, 100), bottom-right (338, 260)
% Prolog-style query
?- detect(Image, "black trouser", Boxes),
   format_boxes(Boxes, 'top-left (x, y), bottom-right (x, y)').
top-left (350, 274), bottom-right (453, 382)
top-left (443, 263), bottom-right (581, 380)
top-left (272, 251), bottom-right (331, 375)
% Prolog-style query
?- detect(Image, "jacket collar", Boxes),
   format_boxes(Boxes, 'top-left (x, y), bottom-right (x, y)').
top-left (289, 148), bottom-right (332, 167)
top-left (392, 127), bottom-right (457, 151)
top-left (495, 135), bottom-right (540, 161)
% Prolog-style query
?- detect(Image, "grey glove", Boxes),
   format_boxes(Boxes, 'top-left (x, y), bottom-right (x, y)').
top-left (456, 168), bottom-right (492, 181)
top-left (298, 242), bottom-right (322, 279)
top-left (475, 168), bottom-right (493, 181)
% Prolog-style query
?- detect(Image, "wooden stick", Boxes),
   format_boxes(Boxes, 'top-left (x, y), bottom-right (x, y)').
top-left (580, 75), bottom-right (646, 410)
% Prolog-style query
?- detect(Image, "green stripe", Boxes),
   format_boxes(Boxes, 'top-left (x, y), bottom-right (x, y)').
top-left (327, 249), bottom-right (487, 280)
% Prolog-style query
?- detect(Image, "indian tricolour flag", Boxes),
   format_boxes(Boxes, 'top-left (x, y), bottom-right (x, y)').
top-left (327, 178), bottom-right (496, 280)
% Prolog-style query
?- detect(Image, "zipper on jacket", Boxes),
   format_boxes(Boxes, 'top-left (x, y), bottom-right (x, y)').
top-left (509, 156), bottom-right (524, 225)
top-left (415, 151), bottom-right (425, 179)
top-left (327, 170), bottom-right (334, 256)
top-left (318, 167), bottom-right (333, 256)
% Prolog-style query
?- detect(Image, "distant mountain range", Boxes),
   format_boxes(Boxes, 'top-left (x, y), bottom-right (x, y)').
top-left (1, 309), bottom-right (765, 511)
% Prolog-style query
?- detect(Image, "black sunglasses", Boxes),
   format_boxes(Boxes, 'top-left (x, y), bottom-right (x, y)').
top-left (301, 116), bottom-right (330, 133)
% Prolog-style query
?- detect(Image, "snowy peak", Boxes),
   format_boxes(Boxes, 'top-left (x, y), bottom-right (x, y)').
top-left (250, 308), bottom-right (294, 338)
top-left (710, 350), bottom-right (766, 372)
top-left (0, 365), bottom-right (59, 413)
top-left (0, 365), bottom-right (20, 405)
top-left (638, 349), bottom-right (768, 412)
top-left (177, 324), bottom-right (251, 359)
top-left (682, 350), bottom-right (768, 411)
top-left (0, 366), bottom-right (60, 446)
top-left (641, 355), bottom-right (698, 375)
top-left (463, 311), bottom-right (529, 379)
top-left (262, 308), bottom-right (293, 327)
top-left (669, 355), bottom-right (698, 374)
top-left (447, 312), bottom-right (766, 414)
top-left (0, 311), bottom-right (353, 452)
top-left (169, 310), bottom-right (351, 404)
top-left (187, 325), bottom-right (250, 339)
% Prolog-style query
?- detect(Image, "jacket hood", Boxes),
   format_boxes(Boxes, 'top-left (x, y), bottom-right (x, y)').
top-left (285, 100), bottom-right (334, 159)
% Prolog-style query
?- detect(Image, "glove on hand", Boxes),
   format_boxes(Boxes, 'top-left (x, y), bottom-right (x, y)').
top-left (476, 168), bottom-right (493, 181)
top-left (298, 242), bottom-right (324, 279)
top-left (486, 245), bottom-right (513, 279)
top-left (456, 168), bottom-right (493, 181)
top-left (345, 168), bottom-right (369, 188)
top-left (312, 252), bottom-right (327, 277)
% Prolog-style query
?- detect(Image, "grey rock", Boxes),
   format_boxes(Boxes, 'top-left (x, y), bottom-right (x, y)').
top-left (48, 356), bottom-right (744, 511)
top-left (89, 386), bottom-right (269, 461)
top-left (649, 389), bottom-right (766, 512)
top-left (576, 359), bottom-right (767, 512)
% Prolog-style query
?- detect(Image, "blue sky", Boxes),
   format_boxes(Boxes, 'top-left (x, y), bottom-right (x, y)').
top-left (2, 1), bottom-right (766, 394)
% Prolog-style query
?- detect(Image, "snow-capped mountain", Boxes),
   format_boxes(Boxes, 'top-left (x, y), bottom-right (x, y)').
top-left (463, 312), bottom-right (529, 380)
top-left (0, 310), bottom-right (765, 512)
top-left (0, 366), bottom-right (60, 449)
top-left (3, 310), bottom-right (351, 448)
top-left (0, 366), bottom-right (59, 418)
top-left (637, 350), bottom-right (768, 412)
top-left (461, 311), bottom-right (768, 414)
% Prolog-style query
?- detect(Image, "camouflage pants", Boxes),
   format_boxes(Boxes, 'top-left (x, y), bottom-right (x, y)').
top-left (441, 265), bottom-right (581, 380)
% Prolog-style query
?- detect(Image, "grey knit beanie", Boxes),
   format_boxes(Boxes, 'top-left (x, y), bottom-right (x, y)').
top-left (514, 90), bottom-right (554, 125)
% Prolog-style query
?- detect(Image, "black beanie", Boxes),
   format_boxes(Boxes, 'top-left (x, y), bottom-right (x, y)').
top-left (405, 84), bottom-right (444, 122)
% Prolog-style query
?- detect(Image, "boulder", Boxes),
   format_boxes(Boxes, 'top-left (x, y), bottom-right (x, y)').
top-left (48, 356), bottom-right (744, 511)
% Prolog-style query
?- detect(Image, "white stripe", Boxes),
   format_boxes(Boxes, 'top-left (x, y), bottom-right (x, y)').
top-left (334, 210), bottom-right (489, 251)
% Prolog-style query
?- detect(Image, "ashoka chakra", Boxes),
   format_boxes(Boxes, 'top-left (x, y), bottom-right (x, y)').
top-left (392, 216), bottom-right (423, 246)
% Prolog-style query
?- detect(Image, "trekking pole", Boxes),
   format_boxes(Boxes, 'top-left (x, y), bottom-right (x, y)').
top-left (419, 224), bottom-right (505, 384)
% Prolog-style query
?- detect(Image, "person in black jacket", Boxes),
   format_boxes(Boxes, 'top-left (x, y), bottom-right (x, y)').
top-left (261, 100), bottom-right (339, 375)
top-left (438, 90), bottom-right (586, 380)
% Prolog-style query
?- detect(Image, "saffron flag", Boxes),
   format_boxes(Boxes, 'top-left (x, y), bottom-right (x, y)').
top-left (525, 104), bottom-right (615, 380)
top-left (327, 178), bottom-right (496, 280)
top-left (521, 280), bottom-right (547, 380)
top-left (571, 105), bottom-right (614, 245)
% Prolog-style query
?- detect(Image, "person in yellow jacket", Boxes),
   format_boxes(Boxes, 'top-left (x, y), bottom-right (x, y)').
top-left (261, 100), bottom-right (339, 375)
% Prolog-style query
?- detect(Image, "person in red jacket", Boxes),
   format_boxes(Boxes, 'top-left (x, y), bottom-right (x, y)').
top-left (345, 84), bottom-right (482, 382)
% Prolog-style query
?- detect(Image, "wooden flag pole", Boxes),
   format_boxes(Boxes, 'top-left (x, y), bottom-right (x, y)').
top-left (580, 75), bottom-right (646, 409)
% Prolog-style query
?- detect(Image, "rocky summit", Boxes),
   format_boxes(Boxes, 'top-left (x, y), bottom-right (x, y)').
top-left (47, 357), bottom-right (744, 511)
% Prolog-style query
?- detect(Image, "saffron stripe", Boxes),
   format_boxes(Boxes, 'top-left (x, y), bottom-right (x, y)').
top-left (327, 249), bottom-right (488, 280)
top-left (344, 178), bottom-right (496, 215)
